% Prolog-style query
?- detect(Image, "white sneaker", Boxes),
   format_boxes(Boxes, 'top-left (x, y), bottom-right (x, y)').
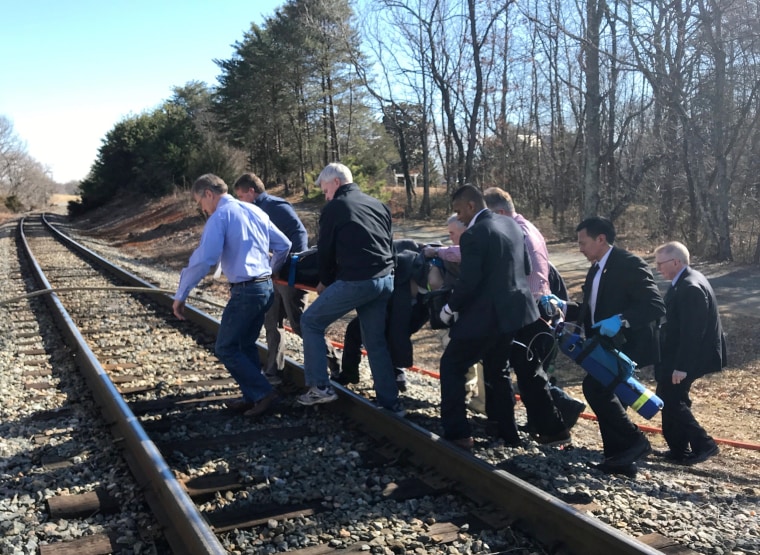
top-left (297, 386), bottom-right (338, 406)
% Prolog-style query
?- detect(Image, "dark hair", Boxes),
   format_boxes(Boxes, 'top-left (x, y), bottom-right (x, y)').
top-left (576, 216), bottom-right (616, 244)
top-left (233, 172), bottom-right (266, 194)
top-left (451, 184), bottom-right (485, 206)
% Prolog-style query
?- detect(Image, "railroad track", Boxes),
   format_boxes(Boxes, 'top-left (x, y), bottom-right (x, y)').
top-left (3, 213), bottom-right (733, 554)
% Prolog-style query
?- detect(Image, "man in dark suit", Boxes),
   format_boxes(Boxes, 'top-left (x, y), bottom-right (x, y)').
top-left (561, 217), bottom-right (665, 476)
top-left (438, 185), bottom-right (538, 449)
top-left (654, 241), bottom-right (725, 465)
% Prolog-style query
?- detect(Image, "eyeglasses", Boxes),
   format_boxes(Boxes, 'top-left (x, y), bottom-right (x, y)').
top-left (655, 259), bottom-right (675, 268)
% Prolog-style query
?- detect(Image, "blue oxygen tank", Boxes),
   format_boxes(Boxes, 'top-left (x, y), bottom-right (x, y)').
top-left (557, 325), bottom-right (664, 419)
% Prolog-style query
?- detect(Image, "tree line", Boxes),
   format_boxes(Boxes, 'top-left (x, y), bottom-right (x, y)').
top-left (76, 0), bottom-right (760, 263)
top-left (0, 116), bottom-right (59, 212)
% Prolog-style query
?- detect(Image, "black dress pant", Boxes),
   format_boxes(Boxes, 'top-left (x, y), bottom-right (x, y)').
top-left (510, 318), bottom-right (566, 435)
top-left (582, 375), bottom-right (646, 458)
top-left (342, 289), bottom-right (428, 375)
top-left (440, 333), bottom-right (517, 442)
top-left (656, 375), bottom-right (713, 455)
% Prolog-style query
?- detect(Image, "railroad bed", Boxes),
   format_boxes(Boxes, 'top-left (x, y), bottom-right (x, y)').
top-left (0, 214), bottom-right (758, 555)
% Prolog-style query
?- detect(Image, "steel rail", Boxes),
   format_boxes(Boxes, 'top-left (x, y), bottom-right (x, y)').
top-left (40, 213), bottom-right (663, 555)
top-left (340, 395), bottom-right (662, 555)
top-left (21, 216), bottom-right (227, 555)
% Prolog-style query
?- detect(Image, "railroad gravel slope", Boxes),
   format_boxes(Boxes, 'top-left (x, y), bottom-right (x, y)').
top-left (57, 197), bottom-right (760, 554)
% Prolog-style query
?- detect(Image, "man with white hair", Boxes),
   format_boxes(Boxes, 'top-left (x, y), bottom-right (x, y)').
top-left (298, 163), bottom-right (401, 414)
top-left (654, 241), bottom-right (725, 465)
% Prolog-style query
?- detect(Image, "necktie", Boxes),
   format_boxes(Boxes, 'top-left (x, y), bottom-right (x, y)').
top-left (578, 263), bottom-right (600, 327)
top-left (585, 263), bottom-right (600, 294)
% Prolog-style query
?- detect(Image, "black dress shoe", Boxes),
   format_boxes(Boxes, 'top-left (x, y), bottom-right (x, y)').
top-left (655, 449), bottom-right (691, 463)
top-left (587, 460), bottom-right (638, 478)
top-left (335, 372), bottom-right (359, 385)
top-left (605, 437), bottom-right (652, 466)
top-left (485, 420), bottom-right (522, 447)
top-left (535, 429), bottom-right (571, 446)
top-left (561, 400), bottom-right (587, 430)
top-left (683, 443), bottom-right (720, 465)
top-left (395, 369), bottom-right (408, 392)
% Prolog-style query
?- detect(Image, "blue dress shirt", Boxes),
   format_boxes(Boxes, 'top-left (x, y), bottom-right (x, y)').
top-left (175, 194), bottom-right (291, 301)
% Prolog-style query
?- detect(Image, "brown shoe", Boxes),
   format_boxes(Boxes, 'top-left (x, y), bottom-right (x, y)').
top-left (243, 391), bottom-right (281, 417)
top-left (450, 437), bottom-right (474, 451)
top-left (226, 398), bottom-right (256, 412)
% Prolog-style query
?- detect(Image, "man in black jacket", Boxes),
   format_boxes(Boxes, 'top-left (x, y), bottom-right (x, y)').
top-left (338, 240), bottom-right (429, 391)
top-left (438, 185), bottom-right (538, 449)
top-left (298, 163), bottom-right (400, 413)
top-left (559, 217), bottom-right (665, 476)
top-left (484, 187), bottom-right (574, 445)
top-left (654, 241), bottom-right (725, 465)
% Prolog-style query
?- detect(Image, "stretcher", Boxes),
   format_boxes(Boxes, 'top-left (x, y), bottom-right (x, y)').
top-left (556, 323), bottom-right (663, 419)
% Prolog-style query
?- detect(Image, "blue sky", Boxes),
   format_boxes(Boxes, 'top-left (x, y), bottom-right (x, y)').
top-left (1, 1), bottom-right (284, 183)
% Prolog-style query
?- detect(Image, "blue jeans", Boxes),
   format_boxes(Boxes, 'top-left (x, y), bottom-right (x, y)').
top-left (215, 279), bottom-right (274, 403)
top-left (301, 274), bottom-right (397, 408)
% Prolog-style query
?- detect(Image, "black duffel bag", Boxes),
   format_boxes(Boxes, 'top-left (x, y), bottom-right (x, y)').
top-left (278, 247), bottom-right (320, 287)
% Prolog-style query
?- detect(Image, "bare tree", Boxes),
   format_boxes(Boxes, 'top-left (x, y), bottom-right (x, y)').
top-left (0, 115), bottom-right (57, 211)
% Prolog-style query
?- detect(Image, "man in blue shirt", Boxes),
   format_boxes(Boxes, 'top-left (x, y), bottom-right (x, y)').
top-left (233, 173), bottom-right (340, 384)
top-left (173, 173), bottom-right (291, 417)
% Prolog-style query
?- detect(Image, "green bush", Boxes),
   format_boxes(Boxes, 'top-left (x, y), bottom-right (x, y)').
top-left (4, 195), bottom-right (23, 213)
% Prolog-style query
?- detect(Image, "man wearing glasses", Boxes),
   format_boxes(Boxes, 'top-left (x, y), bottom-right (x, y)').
top-left (653, 241), bottom-right (725, 465)
top-left (173, 173), bottom-right (291, 417)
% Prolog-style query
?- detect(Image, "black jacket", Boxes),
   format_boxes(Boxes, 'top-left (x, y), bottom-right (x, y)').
top-left (567, 246), bottom-right (665, 367)
top-left (448, 210), bottom-right (538, 339)
top-left (656, 266), bottom-right (727, 381)
top-left (317, 184), bottom-right (394, 285)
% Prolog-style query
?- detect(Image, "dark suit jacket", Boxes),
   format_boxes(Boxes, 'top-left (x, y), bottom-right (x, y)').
top-left (656, 267), bottom-right (727, 381)
top-left (568, 246), bottom-right (665, 367)
top-left (447, 210), bottom-right (538, 339)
